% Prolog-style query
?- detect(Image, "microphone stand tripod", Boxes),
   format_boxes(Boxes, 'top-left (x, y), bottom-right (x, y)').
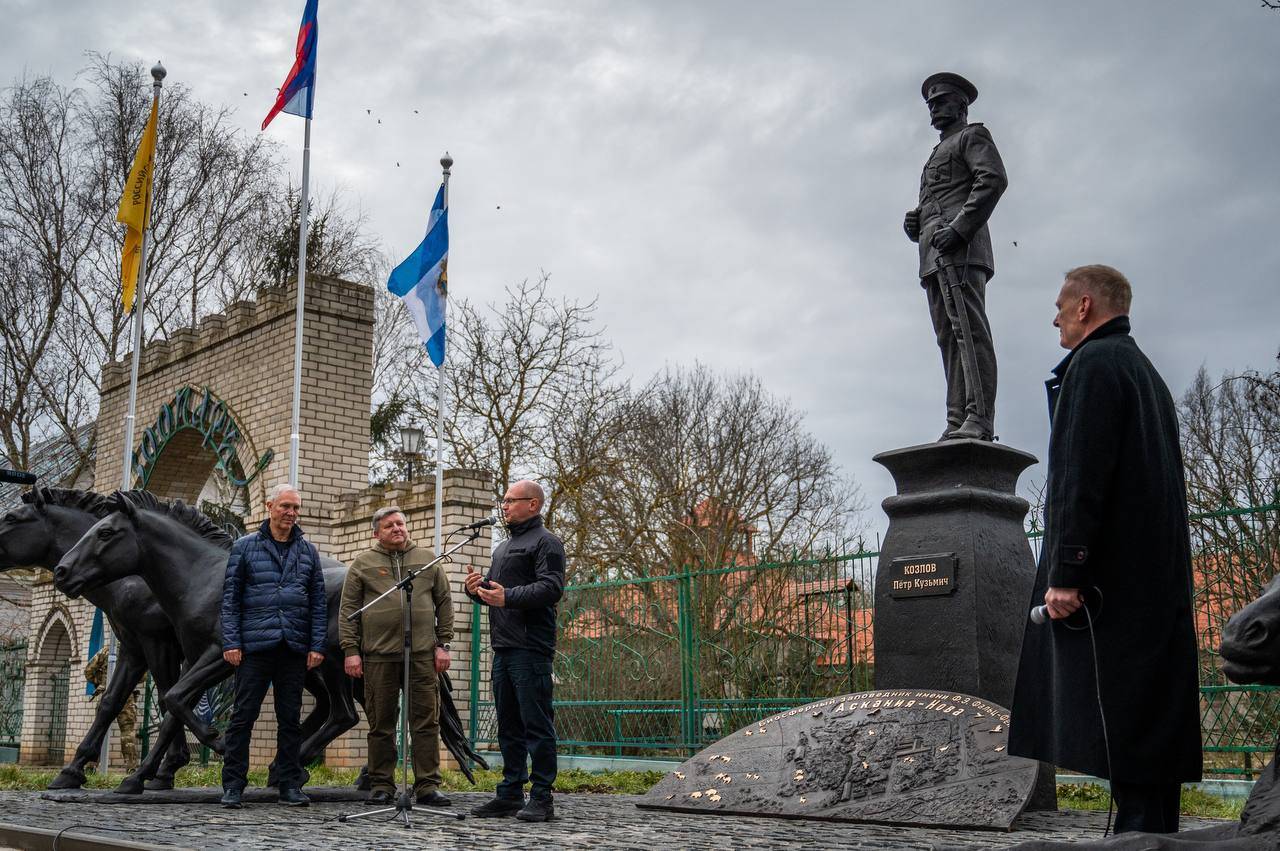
top-left (339, 529), bottom-right (481, 827)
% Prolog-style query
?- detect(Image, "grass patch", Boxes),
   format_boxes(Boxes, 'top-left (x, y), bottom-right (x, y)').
top-left (0, 763), bottom-right (666, 796)
top-left (1057, 782), bottom-right (1244, 820)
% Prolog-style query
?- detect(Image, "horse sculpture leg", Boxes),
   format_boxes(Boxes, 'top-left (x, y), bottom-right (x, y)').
top-left (143, 652), bottom-right (193, 791)
top-left (115, 651), bottom-right (231, 795)
top-left (48, 648), bottom-right (147, 789)
top-left (295, 653), bottom-right (361, 773)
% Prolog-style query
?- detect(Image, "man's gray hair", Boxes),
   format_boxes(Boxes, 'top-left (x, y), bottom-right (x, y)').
top-left (266, 483), bottom-right (300, 502)
top-left (1064, 264), bottom-right (1133, 314)
top-left (371, 506), bottom-right (405, 531)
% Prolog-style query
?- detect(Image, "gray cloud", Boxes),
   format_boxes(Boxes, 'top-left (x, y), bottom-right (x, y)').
top-left (3, 0), bottom-right (1277, 538)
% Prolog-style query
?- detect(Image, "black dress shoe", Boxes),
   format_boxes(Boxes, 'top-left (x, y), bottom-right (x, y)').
top-left (416, 789), bottom-right (451, 807)
top-left (220, 787), bottom-right (243, 809)
top-left (277, 787), bottom-right (310, 806)
top-left (366, 790), bottom-right (393, 805)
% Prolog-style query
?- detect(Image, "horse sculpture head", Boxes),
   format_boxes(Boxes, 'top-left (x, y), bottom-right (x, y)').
top-left (53, 492), bottom-right (144, 599)
top-left (0, 488), bottom-right (53, 567)
top-left (1220, 574), bottom-right (1280, 686)
top-left (0, 487), bottom-right (109, 569)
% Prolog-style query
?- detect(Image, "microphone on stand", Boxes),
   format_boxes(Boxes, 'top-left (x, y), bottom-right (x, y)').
top-left (458, 515), bottom-right (499, 531)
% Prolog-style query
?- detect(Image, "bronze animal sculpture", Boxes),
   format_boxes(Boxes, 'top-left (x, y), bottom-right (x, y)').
top-left (53, 492), bottom-right (361, 794)
top-left (53, 491), bottom-right (486, 793)
top-left (0, 488), bottom-right (190, 790)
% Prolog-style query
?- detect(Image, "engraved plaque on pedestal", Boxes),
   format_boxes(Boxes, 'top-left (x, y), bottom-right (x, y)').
top-left (636, 689), bottom-right (1037, 831)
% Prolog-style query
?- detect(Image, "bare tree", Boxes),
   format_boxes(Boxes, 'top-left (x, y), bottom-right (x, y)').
top-left (569, 364), bottom-right (864, 581)
top-left (372, 273), bottom-right (624, 491)
top-left (1180, 360), bottom-right (1280, 686)
top-left (0, 56), bottom-right (357, 476)
top-left (242, 183), bottom-right (385, 296)
top-left (0, 75), bottom-right (94, 470)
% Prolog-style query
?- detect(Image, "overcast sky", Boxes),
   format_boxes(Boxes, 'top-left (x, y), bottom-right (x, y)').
top-left (5, 0), bottom-right (1279, 541)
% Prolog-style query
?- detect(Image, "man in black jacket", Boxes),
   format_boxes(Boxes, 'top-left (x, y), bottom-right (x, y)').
top-left (219, 483), bottom-right (327, 809)
top-left (1009, 265), bottom-right (1201, 834)
top-left (464, 480), bottom-right (565, 822)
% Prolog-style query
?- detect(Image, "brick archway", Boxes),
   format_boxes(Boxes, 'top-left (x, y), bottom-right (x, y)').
top-left (94, 276), bottom-right (374, 548)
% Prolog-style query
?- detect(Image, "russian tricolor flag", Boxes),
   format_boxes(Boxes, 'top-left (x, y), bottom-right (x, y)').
top-left (262, 0), bottom-right (318, 130)
top-left (388, 185), bottom-right (449, 367)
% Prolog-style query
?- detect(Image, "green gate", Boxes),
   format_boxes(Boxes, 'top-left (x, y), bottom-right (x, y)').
top-left (470, 550), bottom-right (878, 757)
top-left (46, 662), bottom-right (70, 765)
top-left (468, 503), bottom-right (1279, 776)
top-left (0, 641), bottom-right (26, 752)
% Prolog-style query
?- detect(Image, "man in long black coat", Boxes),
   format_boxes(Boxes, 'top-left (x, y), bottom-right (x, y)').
top-left (1009, 264), bottom-right (1202, 834)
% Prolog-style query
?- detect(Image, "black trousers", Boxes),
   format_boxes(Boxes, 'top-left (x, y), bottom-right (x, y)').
top-left (1112, 781), bottom-right (1181, 834)
top-left (221, 643), bottom-right (307, 792)
top-left (923, 267), bottom-right (996, 432)
top-left (493, 648), bottom-right (558, 801)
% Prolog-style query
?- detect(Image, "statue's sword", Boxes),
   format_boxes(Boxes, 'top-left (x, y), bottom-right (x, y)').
top-left (934, 250), bottom-right (988, 422)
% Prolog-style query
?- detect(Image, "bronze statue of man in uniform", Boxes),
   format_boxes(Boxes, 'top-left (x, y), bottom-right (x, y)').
top-left (904, 72), bottom-right (1008, 441)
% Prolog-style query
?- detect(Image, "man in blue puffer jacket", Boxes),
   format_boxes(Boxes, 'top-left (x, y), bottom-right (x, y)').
top-left (219, 483), bottom-right (327, 809)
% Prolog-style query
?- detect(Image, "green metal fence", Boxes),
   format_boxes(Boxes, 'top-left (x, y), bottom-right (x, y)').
top-left (0, 641), bottom-right (26, 749)
top-left (1187, 501), bottom-right (1280, 776)
top-left (469, 551), bottom-right (878, 758)
top-left (468, 503), bottom-right (1280, 776)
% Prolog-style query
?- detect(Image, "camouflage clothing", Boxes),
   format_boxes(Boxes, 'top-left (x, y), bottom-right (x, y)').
top-left (84, 649), bottom-right (140, 769)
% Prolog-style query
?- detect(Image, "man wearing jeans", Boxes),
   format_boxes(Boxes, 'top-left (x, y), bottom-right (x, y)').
top-left (464, 480), bottom-right (565, 822)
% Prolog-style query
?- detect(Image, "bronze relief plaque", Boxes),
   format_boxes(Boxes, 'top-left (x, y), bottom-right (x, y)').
top-left (636, 689), bottom-right (1037, 830)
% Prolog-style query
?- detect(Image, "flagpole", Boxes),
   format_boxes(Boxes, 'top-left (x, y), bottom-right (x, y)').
top-left (436, 152), bottom-right (452, 558)
top-left (288, 118), bottom-right (313, 487)
top-left (108, 60), bottom-right (165, 774)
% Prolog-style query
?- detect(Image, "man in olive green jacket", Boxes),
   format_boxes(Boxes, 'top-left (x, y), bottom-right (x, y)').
top-left (339, 507), bottom-right (454, 805)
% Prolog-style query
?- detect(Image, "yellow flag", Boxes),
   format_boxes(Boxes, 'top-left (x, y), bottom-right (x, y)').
top-left (117, 98), bottom-right (158, 312)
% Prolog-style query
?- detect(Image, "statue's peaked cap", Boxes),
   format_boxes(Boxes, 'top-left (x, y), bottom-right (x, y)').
top-left (922, 72), bottom-right (978, 104)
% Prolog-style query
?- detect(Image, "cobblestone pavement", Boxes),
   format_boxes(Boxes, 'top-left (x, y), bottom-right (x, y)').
top-left (0, 789), bottom-right (1230, 850)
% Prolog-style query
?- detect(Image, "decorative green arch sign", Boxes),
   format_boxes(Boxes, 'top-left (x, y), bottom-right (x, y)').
top-left (131, 386), bottom-right (274, 488)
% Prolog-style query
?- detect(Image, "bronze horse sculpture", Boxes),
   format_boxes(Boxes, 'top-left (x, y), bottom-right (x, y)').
top-left (53, 490), bottom-right (487, 794)
top-left (0, 488), bottom-right (191, 789)
top-left (1011, 574), bottom-right (1280, 849)
top-left (53, 491), bottom-right (362, 794)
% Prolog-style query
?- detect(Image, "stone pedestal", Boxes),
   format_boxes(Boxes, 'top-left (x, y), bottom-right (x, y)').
top-left (872, 439), bottom-right (1037, 708)
top-left (871, 439), bottom-right (1057, 810)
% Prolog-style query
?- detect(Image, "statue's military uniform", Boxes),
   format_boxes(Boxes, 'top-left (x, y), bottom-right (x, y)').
top-left (84, 648), bottom-right (140, 769)
top-left (907, 72), bottom-right (1008, 440)
top-left (913, 122), bottom-right (1006, 280)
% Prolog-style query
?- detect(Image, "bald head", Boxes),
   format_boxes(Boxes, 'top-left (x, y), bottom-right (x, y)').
top-left (500, 479), bottom-right (545, 525)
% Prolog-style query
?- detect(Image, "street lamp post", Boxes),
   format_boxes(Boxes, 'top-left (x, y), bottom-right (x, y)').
top-left (399, 426), bottom-right (424, 481)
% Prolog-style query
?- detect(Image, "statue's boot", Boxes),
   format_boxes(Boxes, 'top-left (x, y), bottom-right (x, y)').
top-left (938, 413), bottom-right (965, 442)
top-left (946, 416), bottom-right (992, 441)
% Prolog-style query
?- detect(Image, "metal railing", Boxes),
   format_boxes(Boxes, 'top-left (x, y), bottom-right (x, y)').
top-left (469, 550), bottom-right (879, 758)
top-left (0, 641), bottom-right (26, 749)
top-left (468, 503), bottom-right (1280, 777)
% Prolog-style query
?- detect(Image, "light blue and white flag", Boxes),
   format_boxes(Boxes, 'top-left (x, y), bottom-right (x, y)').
top-left (388, 184), bottom-right (449, 366)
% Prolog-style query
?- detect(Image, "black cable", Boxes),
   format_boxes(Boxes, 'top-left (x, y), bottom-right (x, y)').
top-left (1082, 602), bottom-right (1116, 837)
top-left (48, 806), bottom-right (353, 848)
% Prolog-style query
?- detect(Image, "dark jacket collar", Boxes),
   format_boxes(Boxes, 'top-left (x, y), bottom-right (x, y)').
top-left (507, 514), bottom-right (544, 536)
top-left (258, 518), bottom-right (304, 545)
top-left (1051, 315), bottom-right (1131, 378)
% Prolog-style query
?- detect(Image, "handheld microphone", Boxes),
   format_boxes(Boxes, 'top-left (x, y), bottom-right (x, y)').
top-left (459, 515), bottom-right (499, 531)
top-left (1029, 587), bottom-right (1103, 629)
